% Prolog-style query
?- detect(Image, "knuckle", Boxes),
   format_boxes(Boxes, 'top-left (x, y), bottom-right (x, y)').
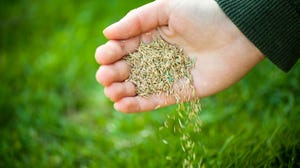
top-left (125, 82), bottom-right (137, 96)
top-left (105, 88), bottom-right (118, 101)
top-left (126, 8), bottom-right (138, 16)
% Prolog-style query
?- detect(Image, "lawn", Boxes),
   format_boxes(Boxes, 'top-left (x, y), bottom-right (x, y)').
top-left (1, 0), bottom-right (299, 167)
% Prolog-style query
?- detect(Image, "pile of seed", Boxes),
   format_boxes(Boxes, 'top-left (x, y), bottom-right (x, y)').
top-left (124, 36), bottom-right (193, 97)
top-left (124, 36), bottom-right (203, 167)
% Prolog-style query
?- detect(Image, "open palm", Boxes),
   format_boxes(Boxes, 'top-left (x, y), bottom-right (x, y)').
top-left (95, 0), bottom-right (264, 113)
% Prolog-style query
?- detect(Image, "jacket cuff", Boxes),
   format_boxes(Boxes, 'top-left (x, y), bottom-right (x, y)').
top-left (215, 0), bottom-right (300, 72)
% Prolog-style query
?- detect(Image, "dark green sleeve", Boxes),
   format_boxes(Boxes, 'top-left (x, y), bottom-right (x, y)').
top-left (215, 0), bottom-right (300, 72)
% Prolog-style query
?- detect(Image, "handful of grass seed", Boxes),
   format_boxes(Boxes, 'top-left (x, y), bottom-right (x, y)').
top-left (124, 36), bottom-right (193, 98)
top-left (124, 36), bottom-right (203, 167)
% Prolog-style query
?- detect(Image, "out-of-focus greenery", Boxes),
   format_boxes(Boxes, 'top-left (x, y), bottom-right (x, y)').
top-left (0, 0), bottom-right (299, 167)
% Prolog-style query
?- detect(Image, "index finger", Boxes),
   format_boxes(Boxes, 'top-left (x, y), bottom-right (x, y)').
top-left (103, 0), bottom-right (168, 40)
top-left (95, 36), bottom-right (139, 65)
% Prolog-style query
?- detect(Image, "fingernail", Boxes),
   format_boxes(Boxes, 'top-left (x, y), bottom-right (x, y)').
top-left (114, 103), bottom-right (120, 111)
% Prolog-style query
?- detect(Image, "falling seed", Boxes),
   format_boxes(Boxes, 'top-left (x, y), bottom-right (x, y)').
top-left (124, 35), bottom-right (203, 168)
top-left (181, 143), bottom-right (186, 152)
top-left (178, 119), bottom-right (184, 128)
top-left (164, 121), bottom-right (168, 128)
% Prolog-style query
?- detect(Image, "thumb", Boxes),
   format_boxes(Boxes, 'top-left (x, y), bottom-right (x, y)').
top-left (103, 0), bottom-right (169, 40)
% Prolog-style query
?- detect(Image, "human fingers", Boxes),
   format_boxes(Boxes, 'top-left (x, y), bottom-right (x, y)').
top-left (103, 0), bottom-right (168, 40)
top-left (114, 94), bottom-right (176, 113)
top-left (95, 37), bottom-right (139, 65)
top-left (96, 60), bottom-right (130, 86)
top-left (114, 79), bottom-right (196, 113)
top-left (104, 82), bottom-right (136, 102)
top-left (95, 30), bottom-right (158, 65)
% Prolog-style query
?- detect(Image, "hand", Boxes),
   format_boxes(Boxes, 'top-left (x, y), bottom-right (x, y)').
top-left (95, 0), bottom-right (264, 113)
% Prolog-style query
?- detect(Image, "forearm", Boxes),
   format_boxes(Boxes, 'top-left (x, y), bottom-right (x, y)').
top-left (215, 0), bottom-right (300, 72)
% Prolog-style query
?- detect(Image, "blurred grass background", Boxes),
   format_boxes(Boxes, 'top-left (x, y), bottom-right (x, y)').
top-left (0, 0), bottom-right (299, 167)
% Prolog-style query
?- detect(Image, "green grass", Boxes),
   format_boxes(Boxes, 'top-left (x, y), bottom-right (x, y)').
top-left (1, 0), bottom-right (299, 167)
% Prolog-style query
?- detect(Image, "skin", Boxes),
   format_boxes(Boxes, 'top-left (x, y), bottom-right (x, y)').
top-left (95, 0), bottom-right (265, 113)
